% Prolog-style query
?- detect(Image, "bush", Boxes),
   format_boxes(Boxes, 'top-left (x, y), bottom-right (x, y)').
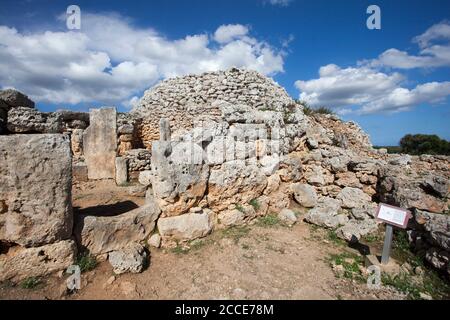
top-left (296, 100), bottom-right (334, 115)
top-left (75, 252), bottom-right (97, 273)
top-left (399, 134), bottom-right (450, 155)
top-left (20, 277), bottom-right (41, 289)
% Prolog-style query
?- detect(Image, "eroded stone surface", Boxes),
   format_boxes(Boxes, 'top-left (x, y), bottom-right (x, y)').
top-left (83, 108), bottom-right (117, 180)
top-left (0, 134), bottom-right (73, 247)
top-left (0, 240), bottom-right (76, 282)
top-left (74, 202), bottom-right (160, 255)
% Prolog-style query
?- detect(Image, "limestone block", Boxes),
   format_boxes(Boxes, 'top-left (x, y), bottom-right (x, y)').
top-left (83, 108), bottom-right (117, 180)
top-left (115, 157), bottom-right (128, 186)
top-left (74, 202), bottom-right (160, 255)
top-left (157, 212), bottom-right (213, 242)
top-left (0, 240), bottom-right (76, 282)
top-left (0, 134), bottom-right (73, 247)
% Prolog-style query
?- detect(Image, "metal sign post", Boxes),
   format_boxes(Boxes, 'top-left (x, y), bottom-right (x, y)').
top-left (381, 224), bottom-right (394, 264)
top-left (376, 203), bottom-right (412, 265)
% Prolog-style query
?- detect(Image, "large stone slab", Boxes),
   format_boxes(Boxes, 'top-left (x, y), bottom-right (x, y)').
top-left (0, 240), bottom-right (76, 282)
top-left (157, 212), bottom-right (213, 242)
top-left (0, 134), bottom-right (73, 247)
top-left (7, 107), bottom-right (63, 133)
top-left (74, 202), bottom-right (161, 255)
top-left (83, 108), bottom-right (117, 180)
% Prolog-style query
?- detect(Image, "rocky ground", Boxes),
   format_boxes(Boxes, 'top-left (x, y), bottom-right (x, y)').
top-left (3, 181), bottom-right (446, 300)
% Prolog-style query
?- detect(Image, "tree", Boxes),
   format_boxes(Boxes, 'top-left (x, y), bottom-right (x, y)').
top-left (399, 134), bottom-right (450, 155)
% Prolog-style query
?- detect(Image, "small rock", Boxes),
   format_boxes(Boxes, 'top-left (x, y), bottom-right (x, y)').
top-left (278, 209), bottom-right (297, 226)
top-left (108, 243), bottom-right (148, 275)
top-left (291, 183), bottom-right (318, 208)
top-left (419, 292), bottom-right (433, 300)
top-left (148, 233), bottom-right (161, 248)
top-left (189, 206), bottom-right (202, 213)
top-left (333, 264), bottom-right (345, 277)
top-left (106, 275), bottom-right (116, 285)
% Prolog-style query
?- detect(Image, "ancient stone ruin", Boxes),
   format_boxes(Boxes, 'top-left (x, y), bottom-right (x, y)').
top-left (0, 68), bottom-right (449, 283)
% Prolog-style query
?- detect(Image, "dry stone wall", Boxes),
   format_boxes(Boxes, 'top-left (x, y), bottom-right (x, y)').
top-left (132, 67), bottom-right (295, 147)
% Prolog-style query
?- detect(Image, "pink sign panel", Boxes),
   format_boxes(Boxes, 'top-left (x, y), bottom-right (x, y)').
top-left (376, 203), bottom-right (412, 229)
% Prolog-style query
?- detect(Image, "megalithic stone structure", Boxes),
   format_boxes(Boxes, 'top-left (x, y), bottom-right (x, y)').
top-left (159, 118), bottom-right (171, 141)
top-left (83, 107), bottom-right (117, 180)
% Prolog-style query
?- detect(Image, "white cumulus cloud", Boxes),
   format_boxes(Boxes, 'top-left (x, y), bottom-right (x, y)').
top-left (367, 21), bottom-right (450, 69)
top-left (214, 24), bottom-right (249, 44)
top-left (295, 64), bottom-right (450, 114)
top-left (295, 22), bottom-right (450, 114)
top-left (0, 13), bottom-right (285, 107)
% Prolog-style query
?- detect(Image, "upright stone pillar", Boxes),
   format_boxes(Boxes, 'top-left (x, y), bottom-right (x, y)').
top-left (83, 107), bottom-right (117, 180)
top-left (159, 118), bottom-right (171, 141)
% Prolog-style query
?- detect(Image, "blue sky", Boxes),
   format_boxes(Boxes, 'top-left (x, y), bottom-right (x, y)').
top-left (0, 0), bottom-right (449, 145)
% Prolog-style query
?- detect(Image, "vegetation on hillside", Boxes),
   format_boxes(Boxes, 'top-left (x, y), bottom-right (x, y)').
top-left (375, 134), bottom-right (450, 156)
top-left (296, 100), bottom-right (335, 116)
top-left (400, 134), bottom-right (450, 155)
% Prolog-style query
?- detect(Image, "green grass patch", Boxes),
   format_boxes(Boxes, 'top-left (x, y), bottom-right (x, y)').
top-left (20, 277), bottom-right (42, 289)
top-left (171, 244), bottom-right (190, 255)
top-left (362, 233), bottom-right (382, 244)
top-left (249, 199), bottom-right (260, 211)
top-left (328, 252), bottom-right (365, 282)
top-left (256, 213), bottom-right (280, 227)
top-left (75, 252), bottom-right (98, 273)
top-left (327, 229), bottom-right (346, 246)
top-left (221, 226), bottom-right (251, 244)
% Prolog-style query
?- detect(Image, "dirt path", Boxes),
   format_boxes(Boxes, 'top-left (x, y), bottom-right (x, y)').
top-left (0, 219), bottom-right (405, 300)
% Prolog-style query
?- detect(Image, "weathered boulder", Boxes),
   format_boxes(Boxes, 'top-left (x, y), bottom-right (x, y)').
top-left (7, 107), bottom-right (63, 133)
top-left (278, 209), bottom-right (297, 226)
top-left (0, 134), bottom-right (73, 247)
top-left (291, 183), bottom-right (317, 208)
top-left (0, 89), bottom-right (35, 109)
top-left (378, 164), bottom-right (448, 213)
top-left (138, 170), bottom-right (152, 187)
top-left (305, 197), bottom-right (348, 229)
top-left (0, 240), bottom-right (76, 282)
top-left (157, 212), bottom-right (213, 242)
top-left (115, 157), bottom-right (128, 186)
top-left (336, 219), bottom-right (379, 242)
top-left (108, 243), bottom-right (148, 274)
top-left (335, 172), bottom-right (362, 188)
top-left (83, 108), bottom-right (117, 180)
top-left (304, 165), bottom-right (333, 186)
top-left (351, 202), bottom-right (378, 220)
top-left (148, 233), bottom-right (161, 248)
top-left (337, 187), bottom-right (372, 209)
top-left (207, 159), bottom-right (267, 212)
top-left (74, 202), bottom-right (160, 255)
top-left (414, 210), bottom-right (450, 251)
top-left (218, 209), bottom-right (246, 227)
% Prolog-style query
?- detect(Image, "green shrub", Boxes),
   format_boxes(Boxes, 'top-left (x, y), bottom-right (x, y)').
top-left (249, 199), bottom-right (260, 211)
top-left (399, 134), bottom-right (450, 155)
top-left (20, 277), bottom-right (41, 289)
top-left (296, 100), bottom-right (334, 115)
top-left (257, 214), bottom-right (280, 227)
top-left (75, 252), bottom-right (97, 273)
